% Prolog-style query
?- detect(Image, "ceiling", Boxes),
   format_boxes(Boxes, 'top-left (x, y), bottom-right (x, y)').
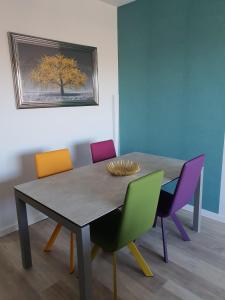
top-left (100, 0), bottom-right (136, 7)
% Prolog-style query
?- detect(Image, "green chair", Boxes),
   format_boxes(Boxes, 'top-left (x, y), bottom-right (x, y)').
top-left (90, 170), bottom-right (164, 300)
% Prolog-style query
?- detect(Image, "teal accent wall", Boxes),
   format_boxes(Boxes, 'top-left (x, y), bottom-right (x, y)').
top-left (118, 0), bottom-right (225, 213)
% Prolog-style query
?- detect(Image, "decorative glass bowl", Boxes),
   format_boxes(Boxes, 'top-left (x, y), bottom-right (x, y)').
top-left (106, 160), bottom-right (141, 176)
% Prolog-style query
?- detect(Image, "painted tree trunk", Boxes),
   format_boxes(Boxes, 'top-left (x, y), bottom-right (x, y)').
top-left (60, 78), bottom-right (64, 96)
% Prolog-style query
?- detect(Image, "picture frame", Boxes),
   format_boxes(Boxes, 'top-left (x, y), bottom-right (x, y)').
top-left (8, 32), bottom-right (99, 108)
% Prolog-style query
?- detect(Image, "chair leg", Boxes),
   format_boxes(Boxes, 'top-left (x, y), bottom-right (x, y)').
top-left (127, 242), bottom-right (153, 277)
top-left (70, 232), bottom-right (75, 274)
top-left (91, 244), bottom-right (100, 261)
top-left (161, 218), bottom-right (168, 263)
top-left (112, 252), bottom-right (117, 300)
top-left (171, 213), bottom-right (191, 241)
top-left (44, 223), bottom-right (62, 252)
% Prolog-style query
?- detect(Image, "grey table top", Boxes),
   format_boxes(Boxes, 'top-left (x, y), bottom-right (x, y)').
top-left (15, 152), bottom-right (185, 227)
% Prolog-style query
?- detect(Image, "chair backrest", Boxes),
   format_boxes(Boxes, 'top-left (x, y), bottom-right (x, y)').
top-left (35, 148), bottom-right (73, 178)
top-left (90, 139), bottom-right (116, 163)
top-left (170, 154), bottom-right (205, 215)
top-left (117, 170), bottom-right (164, 249)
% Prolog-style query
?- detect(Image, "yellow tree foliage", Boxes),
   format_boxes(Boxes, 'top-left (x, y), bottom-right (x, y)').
top-left (31, 54), bottom-right (87, 95)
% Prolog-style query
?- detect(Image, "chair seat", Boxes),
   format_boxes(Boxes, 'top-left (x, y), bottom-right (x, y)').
top-left (90, 209), bottom-right (122, 252)
top-left (157, 190), bottom-right (174, 218)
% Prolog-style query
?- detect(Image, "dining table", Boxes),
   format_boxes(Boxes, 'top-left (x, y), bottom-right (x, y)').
top-left (14, 152), bottom-right (203, 300)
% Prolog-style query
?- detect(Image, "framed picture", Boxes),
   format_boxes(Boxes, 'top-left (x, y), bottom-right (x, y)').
top-left (8, 32), bottom-right (99, 108)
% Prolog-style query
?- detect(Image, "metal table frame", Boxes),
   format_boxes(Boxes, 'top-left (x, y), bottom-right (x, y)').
top-left (15, 153), bottom-right (203, 300)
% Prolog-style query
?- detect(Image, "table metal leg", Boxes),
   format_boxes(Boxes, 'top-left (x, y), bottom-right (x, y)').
top-left (77, 225), bottom-right (92, 300)
top-left (193, 168), bottom-right (204, 232)
top-left (15, 194), bottom-right (32, 269)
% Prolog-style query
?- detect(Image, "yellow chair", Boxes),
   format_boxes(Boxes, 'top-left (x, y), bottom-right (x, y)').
top-left (35, 148), bottom-right (75, 273)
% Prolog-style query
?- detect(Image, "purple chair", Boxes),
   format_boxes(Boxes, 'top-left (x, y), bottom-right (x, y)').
top-left (90, 139), bottom-right (116, 163)
top-left (155, 154), bottom-right (205, 262)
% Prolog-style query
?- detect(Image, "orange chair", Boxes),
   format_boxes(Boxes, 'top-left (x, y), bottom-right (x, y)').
top-left (35, 148), bottom-right (75, 273)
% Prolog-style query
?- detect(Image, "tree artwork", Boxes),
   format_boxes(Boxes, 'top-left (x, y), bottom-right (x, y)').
top-left (31, 54), bottom-right (87, 95)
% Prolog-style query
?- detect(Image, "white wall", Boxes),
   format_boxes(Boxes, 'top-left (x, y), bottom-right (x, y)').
top-left (0, 0), bottom-right (118, 235)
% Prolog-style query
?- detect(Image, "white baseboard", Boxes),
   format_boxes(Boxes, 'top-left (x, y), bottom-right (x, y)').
top-left (184, 204), bottom-right (225, 224)
top-left (0, 214), bottom-right (47, 238)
